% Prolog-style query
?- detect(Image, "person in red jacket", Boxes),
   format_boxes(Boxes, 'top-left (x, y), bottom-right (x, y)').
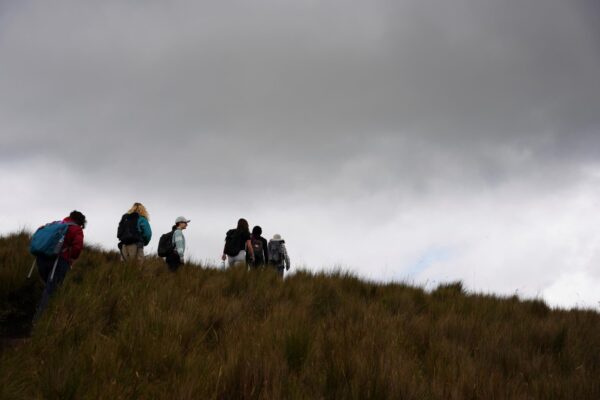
top-left (33, 210), bottom-right (86, 322)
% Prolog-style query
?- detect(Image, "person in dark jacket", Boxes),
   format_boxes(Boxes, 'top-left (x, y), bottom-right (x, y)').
top-left (33, 210), bottom-right (86, 322)
top-left (222, 218), bottom-right (255, 267)
top-left (247, 225), bottom-right (269, 268)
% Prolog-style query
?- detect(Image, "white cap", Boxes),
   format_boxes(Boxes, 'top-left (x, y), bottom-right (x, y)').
top-left (175, 216), bottom-right (191, 224)
top-left (271, 234), bottom-right (283, 241)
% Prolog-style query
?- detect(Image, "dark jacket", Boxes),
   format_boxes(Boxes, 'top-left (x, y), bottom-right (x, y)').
top-left (247, 234), bottom-right (269, 264)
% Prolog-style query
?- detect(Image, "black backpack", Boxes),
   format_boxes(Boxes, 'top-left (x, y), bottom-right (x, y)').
top-left (117, 213), bottom-right (141, 245)
top-left (251, 236), bottom-right (265, 264)
top-left (157, 231), bottom-right (175, 257)
top-left (224, 229), bottom-right (242, 256)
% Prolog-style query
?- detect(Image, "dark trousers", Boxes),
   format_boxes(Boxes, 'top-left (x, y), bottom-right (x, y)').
top-left (271, 264), bottom-right (285, 277)
top-left (166, 253), bottom-right (182, 272)
top-left (33, 255), bottom-right (70, 322)
top-left (247, 256), bottom-right (266, 269)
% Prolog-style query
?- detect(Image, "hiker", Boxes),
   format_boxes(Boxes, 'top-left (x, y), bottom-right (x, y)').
top-left (268, 234), bottom-right (291, 277)
top-left (165, 216), bottom-right (190, 272)
top-left (222, 218), bottom-right (255, 267)
top-left (32, 211), bottom-right (86, 322)
top-left (117, 202), bottom-right (152, 264)
top-left (247, 225), bottom-right (269, 268)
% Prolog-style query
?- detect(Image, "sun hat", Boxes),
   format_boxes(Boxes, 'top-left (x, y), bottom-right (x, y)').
top-left (175, 216), bottom-right (191, 224)
top-left (271, 234), bottom-right (283, 241)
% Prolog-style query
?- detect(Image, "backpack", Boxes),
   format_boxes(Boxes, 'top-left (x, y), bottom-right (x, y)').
top-left (268, 241), bottom-right (283, 264)
top-left (157, 231), bottom-right (176, 257)
top-left (251, 236), bottom-right (265, 264)
top-left (30, 221), bottom-right (75, 257)
top-left (117, 213), bottom-right (141, 245)
top-left (224, 229), bottom-right (242, 256)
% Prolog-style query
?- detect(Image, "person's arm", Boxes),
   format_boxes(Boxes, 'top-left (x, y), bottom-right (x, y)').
top-left (262, 237), bottom-right (269, 263)
top-left (139, 217), bottom-right (152, 246)
top-left (282, 244), bottom-right (290, 270)
top-left (173, 230), bottom-right (185, 259)
top-left (65, 225), bottom-right (84, 262)
top-left (246, 240), bottom-right (255, 260)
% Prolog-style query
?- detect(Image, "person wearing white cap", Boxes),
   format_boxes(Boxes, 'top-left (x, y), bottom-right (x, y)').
top-left (267, 234), bottom-right (290, 277)
top-left (166, 216), bottom-right (190, 271)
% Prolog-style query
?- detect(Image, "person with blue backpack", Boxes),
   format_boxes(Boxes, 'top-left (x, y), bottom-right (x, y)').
top-left (30, 210), bottom-right (86, 322)
top-left (117, 202), bottom-right (152, 264)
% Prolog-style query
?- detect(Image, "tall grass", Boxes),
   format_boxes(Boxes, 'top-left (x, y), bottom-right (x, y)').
top-left (1, 232), bottom-right (599, 399)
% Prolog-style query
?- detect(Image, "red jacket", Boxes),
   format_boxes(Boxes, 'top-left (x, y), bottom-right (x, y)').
top-left (60, 217), bottom-right (84, 263)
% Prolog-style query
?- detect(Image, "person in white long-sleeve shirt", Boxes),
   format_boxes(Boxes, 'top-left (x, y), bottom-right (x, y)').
top-left (166, 216), bottom-right (189, 272)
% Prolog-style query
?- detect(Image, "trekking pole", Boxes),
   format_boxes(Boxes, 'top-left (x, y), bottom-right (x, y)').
top-left (49, 236), bottom-right (68, 282)
top-left (27, 259), bottom-right (36, 279)
top-left (49, 257), bottom-right (60, 282)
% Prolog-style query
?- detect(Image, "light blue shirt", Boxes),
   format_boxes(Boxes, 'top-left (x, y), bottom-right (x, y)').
top-left (172, 229), bottom-right (185, 258)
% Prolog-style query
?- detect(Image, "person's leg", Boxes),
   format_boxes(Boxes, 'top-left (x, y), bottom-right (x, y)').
top-left (136, 246), bottom-right (145, 264)
top-left (166, 253), bottom-right (181, 272)
top-left (233, 250), bottom-right (247, 267)
top-left (121, 244), bottom-right (135, 261)
top-left (36, 256), bottom-right (53, 284)
top-left (277, 266), bottom-right (285, 278)
top-left (33, 257), bottom-right (70, 322)
top-left (227, 251), bottom-right (244, 268)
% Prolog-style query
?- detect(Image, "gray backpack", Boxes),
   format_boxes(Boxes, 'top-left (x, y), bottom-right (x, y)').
top-left (268, 241), bottom-right (283, 264)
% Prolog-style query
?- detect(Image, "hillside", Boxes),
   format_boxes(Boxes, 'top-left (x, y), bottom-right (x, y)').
top-left (1, 232), bottom-right (599, 399)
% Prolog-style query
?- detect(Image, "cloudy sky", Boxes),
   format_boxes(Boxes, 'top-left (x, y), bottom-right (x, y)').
top-left (1, 0), bottom-right (599, 309)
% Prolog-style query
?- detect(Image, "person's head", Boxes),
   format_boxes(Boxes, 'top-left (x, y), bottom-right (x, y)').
top-left (128, 202), bottom-right (149, 220)
top-left (175, 216), bottom-right (190, 230)
top-left (69, 210), bottom-right (87, 228)
top-left (252, 226), bottom-right (262, 236)
top-left (271, 234), bottom-right (284, 242)
top-left (237, 218), bottom-right (249, 233)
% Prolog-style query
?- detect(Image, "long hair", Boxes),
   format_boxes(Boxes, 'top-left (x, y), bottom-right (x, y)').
top-left (237, 218), bottom-right (249, 234)
top-left (128, 202), bottom-right (149, 220)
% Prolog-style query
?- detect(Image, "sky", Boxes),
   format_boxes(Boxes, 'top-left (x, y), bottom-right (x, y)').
top-left (1, 0), bottom-right (599, 309)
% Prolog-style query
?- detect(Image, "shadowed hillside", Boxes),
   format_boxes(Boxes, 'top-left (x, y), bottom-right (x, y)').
top-left (1, 232), bottom-right (599, 399)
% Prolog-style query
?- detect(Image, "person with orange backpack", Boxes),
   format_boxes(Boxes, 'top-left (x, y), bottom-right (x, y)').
top-left (30, 210), bottom-right (86, 321)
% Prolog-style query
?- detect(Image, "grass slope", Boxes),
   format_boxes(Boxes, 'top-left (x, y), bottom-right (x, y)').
top-left (1, 232), bottom-right (599, 399)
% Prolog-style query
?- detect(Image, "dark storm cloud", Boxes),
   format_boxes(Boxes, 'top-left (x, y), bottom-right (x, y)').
top-left (0, 0), bottom-right (599, 191)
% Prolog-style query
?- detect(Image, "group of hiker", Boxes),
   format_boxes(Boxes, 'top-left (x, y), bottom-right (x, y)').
top-left (29, 202), bottom-right (292, 321)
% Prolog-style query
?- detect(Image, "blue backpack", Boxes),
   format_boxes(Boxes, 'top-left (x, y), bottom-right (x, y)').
top-left (29, 221), bottom-right (75, 257)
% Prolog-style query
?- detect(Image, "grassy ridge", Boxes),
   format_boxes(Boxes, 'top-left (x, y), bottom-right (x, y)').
top-left (1, 232), bottom-right (599, 399)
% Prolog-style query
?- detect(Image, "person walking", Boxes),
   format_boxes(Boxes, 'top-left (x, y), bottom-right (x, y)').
top-left (117, 202), bottom-right (152, 264)
top-left (247, 225), bottom-right (269, 268)
top-left (33, 210), bottom-right (86, 322)
top-left (166, 216), bottom-right (190, 272)
top-left (268, 234), bottom-right (291, 277)
top-left (222, 218), bottom-right (254, 267)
